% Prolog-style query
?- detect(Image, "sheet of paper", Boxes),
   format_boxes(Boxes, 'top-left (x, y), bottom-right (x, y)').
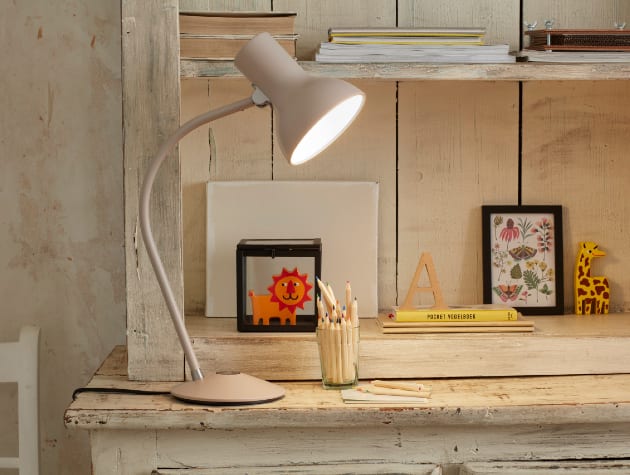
top-left (206, 181), bottom-right (379, 317)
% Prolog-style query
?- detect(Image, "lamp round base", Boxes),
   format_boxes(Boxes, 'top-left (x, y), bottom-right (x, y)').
top-left (170, 372), bottom-right (285, 405)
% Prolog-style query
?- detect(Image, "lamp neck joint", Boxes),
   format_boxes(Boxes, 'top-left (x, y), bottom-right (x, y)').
top-left (251, 86), bottom-right (270, 107)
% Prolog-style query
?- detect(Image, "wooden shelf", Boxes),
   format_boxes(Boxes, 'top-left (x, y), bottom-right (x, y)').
top-left (185, 313), bottom-right (630, 380)
top-left (181, 59), bottom-right (630, 81)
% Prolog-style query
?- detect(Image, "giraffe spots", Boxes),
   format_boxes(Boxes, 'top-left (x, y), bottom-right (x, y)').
top-left (577, 264), bottom-right (588, 279)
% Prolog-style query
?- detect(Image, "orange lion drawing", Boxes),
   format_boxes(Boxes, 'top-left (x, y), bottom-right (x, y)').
top-left (248, 267), bottom-right (313, 325)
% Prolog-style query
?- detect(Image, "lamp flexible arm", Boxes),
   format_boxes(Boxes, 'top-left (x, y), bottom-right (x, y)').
top-left (139, 94), bottom-right (262, 381)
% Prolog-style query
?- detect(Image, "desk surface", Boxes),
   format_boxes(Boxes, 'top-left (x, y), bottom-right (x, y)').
top-left (65, 346), bottom-right (630, 431)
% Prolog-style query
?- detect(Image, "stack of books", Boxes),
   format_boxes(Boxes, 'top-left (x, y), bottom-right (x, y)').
top-left (522, 28), bottom-right (630, 63)
top-left (525, 28), bottom-right (630, 52)
top-left (379, 304), bottom-right (533, 334)
top-left (179, 11), bottom-right (298, 60)
top-left (521, 50), bottom-right (630, 63)
top-left (316, 27), bottom-right (515, 63)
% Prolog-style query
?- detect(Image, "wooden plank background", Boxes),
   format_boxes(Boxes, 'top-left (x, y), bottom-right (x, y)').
top-left (180, 78), bottom-right (272, 314)
top-left (398, 81), bottom-right (519, 306)
top-left (123, 0), bottom-right (183, 381)
top-left (522, 81), bottom-right (630, 313)
top-left (126, 0), bottom-right (630, 379)
top-left (524, 0), bottom-right (630, 31)
top-left (398, 0), bottom-right (520, 50)
top-left (178, 0), bottom-right (630, 316)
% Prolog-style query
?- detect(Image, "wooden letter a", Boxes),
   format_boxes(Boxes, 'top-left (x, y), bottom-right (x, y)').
top-left (401, 252), bottom-right (446, 310)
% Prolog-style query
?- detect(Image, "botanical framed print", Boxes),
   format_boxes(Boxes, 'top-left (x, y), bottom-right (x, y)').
top-left (482, 205), bottom-right (564, 315)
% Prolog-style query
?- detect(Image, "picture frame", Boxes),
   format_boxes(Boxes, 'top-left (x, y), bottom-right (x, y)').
top-left (482, 205), bottom-right (564, 315)
top-left (236, 238), bottom-right (322, 333)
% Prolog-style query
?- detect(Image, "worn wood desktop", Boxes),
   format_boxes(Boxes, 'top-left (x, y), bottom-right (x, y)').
top-left (66, 337), bottom-right (630, 474)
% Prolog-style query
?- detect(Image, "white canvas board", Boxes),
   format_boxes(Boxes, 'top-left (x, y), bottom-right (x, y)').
top-left (206, 181), bottom-right (379, 318)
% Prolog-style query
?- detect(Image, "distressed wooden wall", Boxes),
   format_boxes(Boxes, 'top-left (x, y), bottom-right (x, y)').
top-left (3, 1), bottom-right (125, 472)
top-left (522, 81), bottom-right (630, 312)
top-left (129, 0), bottom-right (630, 380)
top-left (124, 0), bottom-right (183, 380)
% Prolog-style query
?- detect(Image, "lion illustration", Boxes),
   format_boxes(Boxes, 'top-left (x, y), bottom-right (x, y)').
top-left (248, 267), bottom-right (313, 325)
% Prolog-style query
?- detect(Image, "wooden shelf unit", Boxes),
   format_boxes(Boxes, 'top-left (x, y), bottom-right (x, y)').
top-left (81, 1), bottom-right (630, 472)
top-left (125, 0), bottom-right (630, 385)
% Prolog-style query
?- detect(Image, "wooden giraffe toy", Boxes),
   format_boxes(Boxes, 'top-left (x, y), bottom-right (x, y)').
top-left (574, 241), bottom-right (610, 315)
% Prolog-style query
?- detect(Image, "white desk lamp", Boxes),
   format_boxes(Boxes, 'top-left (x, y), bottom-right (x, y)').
top-left (139, 33), bottom-right (365, 404)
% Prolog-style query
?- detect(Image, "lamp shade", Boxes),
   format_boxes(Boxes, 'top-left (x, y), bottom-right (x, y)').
top-left (235, 33), bottom-right (365, 165)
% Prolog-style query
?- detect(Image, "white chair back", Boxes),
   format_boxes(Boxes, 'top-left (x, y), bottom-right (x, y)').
top-left (0, 326), bottom-right (40, 474)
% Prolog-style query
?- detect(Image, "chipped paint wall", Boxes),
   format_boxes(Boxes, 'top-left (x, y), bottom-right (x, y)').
top-left (0, 1), bottom-right (125, 473)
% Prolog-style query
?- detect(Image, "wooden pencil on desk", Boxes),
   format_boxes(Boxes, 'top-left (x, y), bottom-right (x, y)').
top-left (372, 380), bottom-right (427, 392)
top-left (357, 385), bottom-right (431, 398)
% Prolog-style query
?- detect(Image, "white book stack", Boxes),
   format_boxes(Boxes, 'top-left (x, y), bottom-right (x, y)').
top-left (522, 50), bottom-right (630, 63)
top-left (316, 27), bottom-right (515, 64)
top-left (317, 43), bottom-right (515, 63)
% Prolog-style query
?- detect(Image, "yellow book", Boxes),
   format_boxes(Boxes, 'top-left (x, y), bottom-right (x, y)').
top-left (328, 27), bottom-right (486, 38)
top-left (377, 314), bottom-right (533, 333)
top-left (391, 304), bottom-right (518, 322)
top-left (330, 36), bottom-right (484, 46)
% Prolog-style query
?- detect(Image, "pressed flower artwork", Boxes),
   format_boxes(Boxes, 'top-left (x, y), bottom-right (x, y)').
top-left (482, 205), bottom-right (564, 315)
